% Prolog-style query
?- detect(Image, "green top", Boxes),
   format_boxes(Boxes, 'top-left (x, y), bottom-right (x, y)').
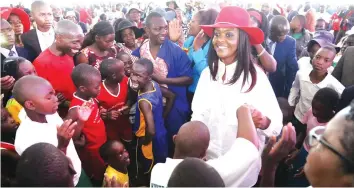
top-left (292, 32), bottom-right (303, 40)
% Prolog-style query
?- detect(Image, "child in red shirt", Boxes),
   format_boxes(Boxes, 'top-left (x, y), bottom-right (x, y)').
top-left (67, 64), bottom-right (107, 185)
top-left (97, 59), bottom-right (131, 142)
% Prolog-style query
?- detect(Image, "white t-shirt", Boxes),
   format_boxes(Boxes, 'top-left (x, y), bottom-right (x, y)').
top-left (14, 112), bottom-right (81, 186)
top-left (150, 138), bottom-right (261, 187)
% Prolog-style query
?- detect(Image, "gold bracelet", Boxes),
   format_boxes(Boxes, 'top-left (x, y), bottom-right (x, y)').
top-left (257, 48), bottom-right (266, 57)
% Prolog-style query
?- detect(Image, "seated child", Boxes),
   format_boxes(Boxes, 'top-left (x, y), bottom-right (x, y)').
top-left (3, 57), bottom-right (37, 123)
top-left (289, 46), bottom-right (344, 140)
top-left (100, 140), bottom-right (130, 187)
top-left (12, 75), bottom-right (85, 186)
top-left (98, 58), bottom-right (131, 142)
top-left (285, 87), bottom-right (340, 187)
top-left (67, 64), bottom-right (107, 185)
top-left (130, 58), bottom-right (168, 184)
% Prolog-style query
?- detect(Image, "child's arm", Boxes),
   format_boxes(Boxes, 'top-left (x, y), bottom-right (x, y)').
top-left (66, 107), bottom-right (87, 148)
top-left (160, 86), bottom-right (176, 118)
top-left (236, 105), bottom-right (259, 149)
top-left (139, 100), bottom-right (155, 146)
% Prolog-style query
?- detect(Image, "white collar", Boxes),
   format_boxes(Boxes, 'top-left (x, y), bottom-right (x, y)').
top-left (36, 27), bottom-right (54, 36)
top-left (216, 59), bottom-right (238, 84)
top-left (0, 45), bottom-right (17, 58)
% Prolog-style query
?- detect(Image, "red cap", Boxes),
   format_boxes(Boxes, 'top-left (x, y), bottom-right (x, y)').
top-left (0, 7), bottom-right (31, 33)
top-left (200, 6), bottom-right (264, 45)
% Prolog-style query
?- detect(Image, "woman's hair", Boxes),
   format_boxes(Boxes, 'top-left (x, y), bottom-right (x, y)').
top-left (2, 57), bottom-right (29, 80)
top-left (81, 21), bottom-right (114, 49)
top-left (196, 9), bottom-right (218, 40)
top-left (340, 100), bottom-right (354, 174)
top-left (208, 29), bottom-right (257, 92)
top-left (247, 8), bottom-right (270, 52)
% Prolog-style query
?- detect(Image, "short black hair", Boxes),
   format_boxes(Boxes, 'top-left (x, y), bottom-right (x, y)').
top-left (99, 13), bottom-right (107, 21)
top-left (167, 158), bottom-right (225, 187)
top-left (145, 12), bottom-right (163, 27)
top-left (321, 45), bottom-right (337, 55)
top-left (16, 143), bottom-right (73, 187)
top-left (135, 58), bottom-right (154, 75)
top-left (99, 58), bottom-right (119, 79)
top-left (71, 64), bottom-right (101, 88)
top-left (340, 100), bottom-right (354, 174)
top-left (316, 18), bottom-right (326, 23)
top-left (313, 88), bottom-right (339, 111)
top-left (116, 51), bottom-right (129, 60)
top-left (99, 140), bottom-right (117, 162)
top-left (294, 14), bottom-right (307, 29)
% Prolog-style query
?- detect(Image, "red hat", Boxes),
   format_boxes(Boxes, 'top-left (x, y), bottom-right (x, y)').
top-left (201, 6), bottom-right (264, 45)
top-left (0, 7), bottom-right (31, 33)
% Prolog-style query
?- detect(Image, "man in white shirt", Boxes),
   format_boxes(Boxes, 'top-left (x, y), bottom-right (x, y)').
top-left (150, 105), bottom-right (261, 187)
top-left (21, 1), bottom-right (55, 61)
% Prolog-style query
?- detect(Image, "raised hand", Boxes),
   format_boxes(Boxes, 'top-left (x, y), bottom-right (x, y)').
top-left (56, 92), bottom-right (67, 104)
top-left (1, 76), bottom-right (15, 91)
top-left (246, 104), bottom-right (270, 130)
top-left (193, 30), bottom-right (206, 51)
top-left (168, 19), bottom-right (182, 42)
top-left (262, 123), bottom-right (296, 168)
top-left (57, 119), bottom-right (77, 152)
top-left (77, 101), bottom-right (94, 121)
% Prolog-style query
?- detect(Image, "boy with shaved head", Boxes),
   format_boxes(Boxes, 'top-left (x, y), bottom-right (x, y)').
top-left (13, 75), bottom-right (92, 186)
top-left (33, 19), bottom-right (84, 117)
top-left (150, 105), bottom-right (262, 187)
top-left (21, 1), bottom-right (55, 61)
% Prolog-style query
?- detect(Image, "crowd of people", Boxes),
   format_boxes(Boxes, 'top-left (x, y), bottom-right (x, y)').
top-left (1, 0), bottom-right (354, 187)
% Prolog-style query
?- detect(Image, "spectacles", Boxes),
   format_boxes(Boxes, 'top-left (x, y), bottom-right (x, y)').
top-left (308, 126), bottom-right (354, 167)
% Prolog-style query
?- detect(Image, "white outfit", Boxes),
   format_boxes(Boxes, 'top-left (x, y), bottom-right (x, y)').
top-left (14, 112), bottom-right (81, 186)
top-left (288, 68), bottom-right (344, 121)
top-left (191, 60), bottom-right (283, 159)
top-left (150, 138), bottom-right (261, 187)
top-left (36, 28), bottom-right (55, 51)
top-left (0, 45), bottom-right (18, 58)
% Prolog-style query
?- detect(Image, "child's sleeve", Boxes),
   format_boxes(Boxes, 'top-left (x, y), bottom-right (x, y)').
top-left (288, 72), bottom-right (301, 107)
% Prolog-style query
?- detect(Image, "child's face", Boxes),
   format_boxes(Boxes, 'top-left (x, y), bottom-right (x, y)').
top-left (112, 141), bottom-right (130, 166)
top-left (130, 63), bottom-right (150, 91)
top-left (1, 108), bottom-right (19, 134)
top-left (17, 61), bottom-right (37, 79)
top-left (119, 54), bottom-right (133, 76)
top-left (309, 43), bottom-right (321, 61)
top-left (312, 48), bottom-right (335, 73)
top-left (290, 17), bottom-right (300, 30)
top-left (312, 99), bottom-right (333, 123)
top-left (111, 60), bottom-right (125, 83)
top-left (80, 75), bottom-right (101, 98)
top-left (26, 82), bottom-right (59, 115)
top-left (315, 20), bottom-right (326, 31)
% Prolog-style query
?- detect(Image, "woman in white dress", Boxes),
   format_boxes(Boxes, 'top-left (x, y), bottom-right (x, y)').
top-left (191, 6), bottom-right (283, 160)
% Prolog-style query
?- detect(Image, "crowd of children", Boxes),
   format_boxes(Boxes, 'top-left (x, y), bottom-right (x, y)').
top-left (1, 0), bottom-right (354, 187)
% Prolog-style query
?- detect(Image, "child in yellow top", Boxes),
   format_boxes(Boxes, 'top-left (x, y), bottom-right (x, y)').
top-left (100, 140), bottom-right (130, 187)
top-left (3, 57), bottom-right (37, 123)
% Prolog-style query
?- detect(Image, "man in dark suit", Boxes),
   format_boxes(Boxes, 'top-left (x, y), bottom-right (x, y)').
top-left (268, 16), bottom-right (299, 98)
top-left (332, 46), bottom-right (354, 87)
top-left (21, 1), bottom-right (54, 62)
top-left (0, 19), bottom-right (30, 60)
